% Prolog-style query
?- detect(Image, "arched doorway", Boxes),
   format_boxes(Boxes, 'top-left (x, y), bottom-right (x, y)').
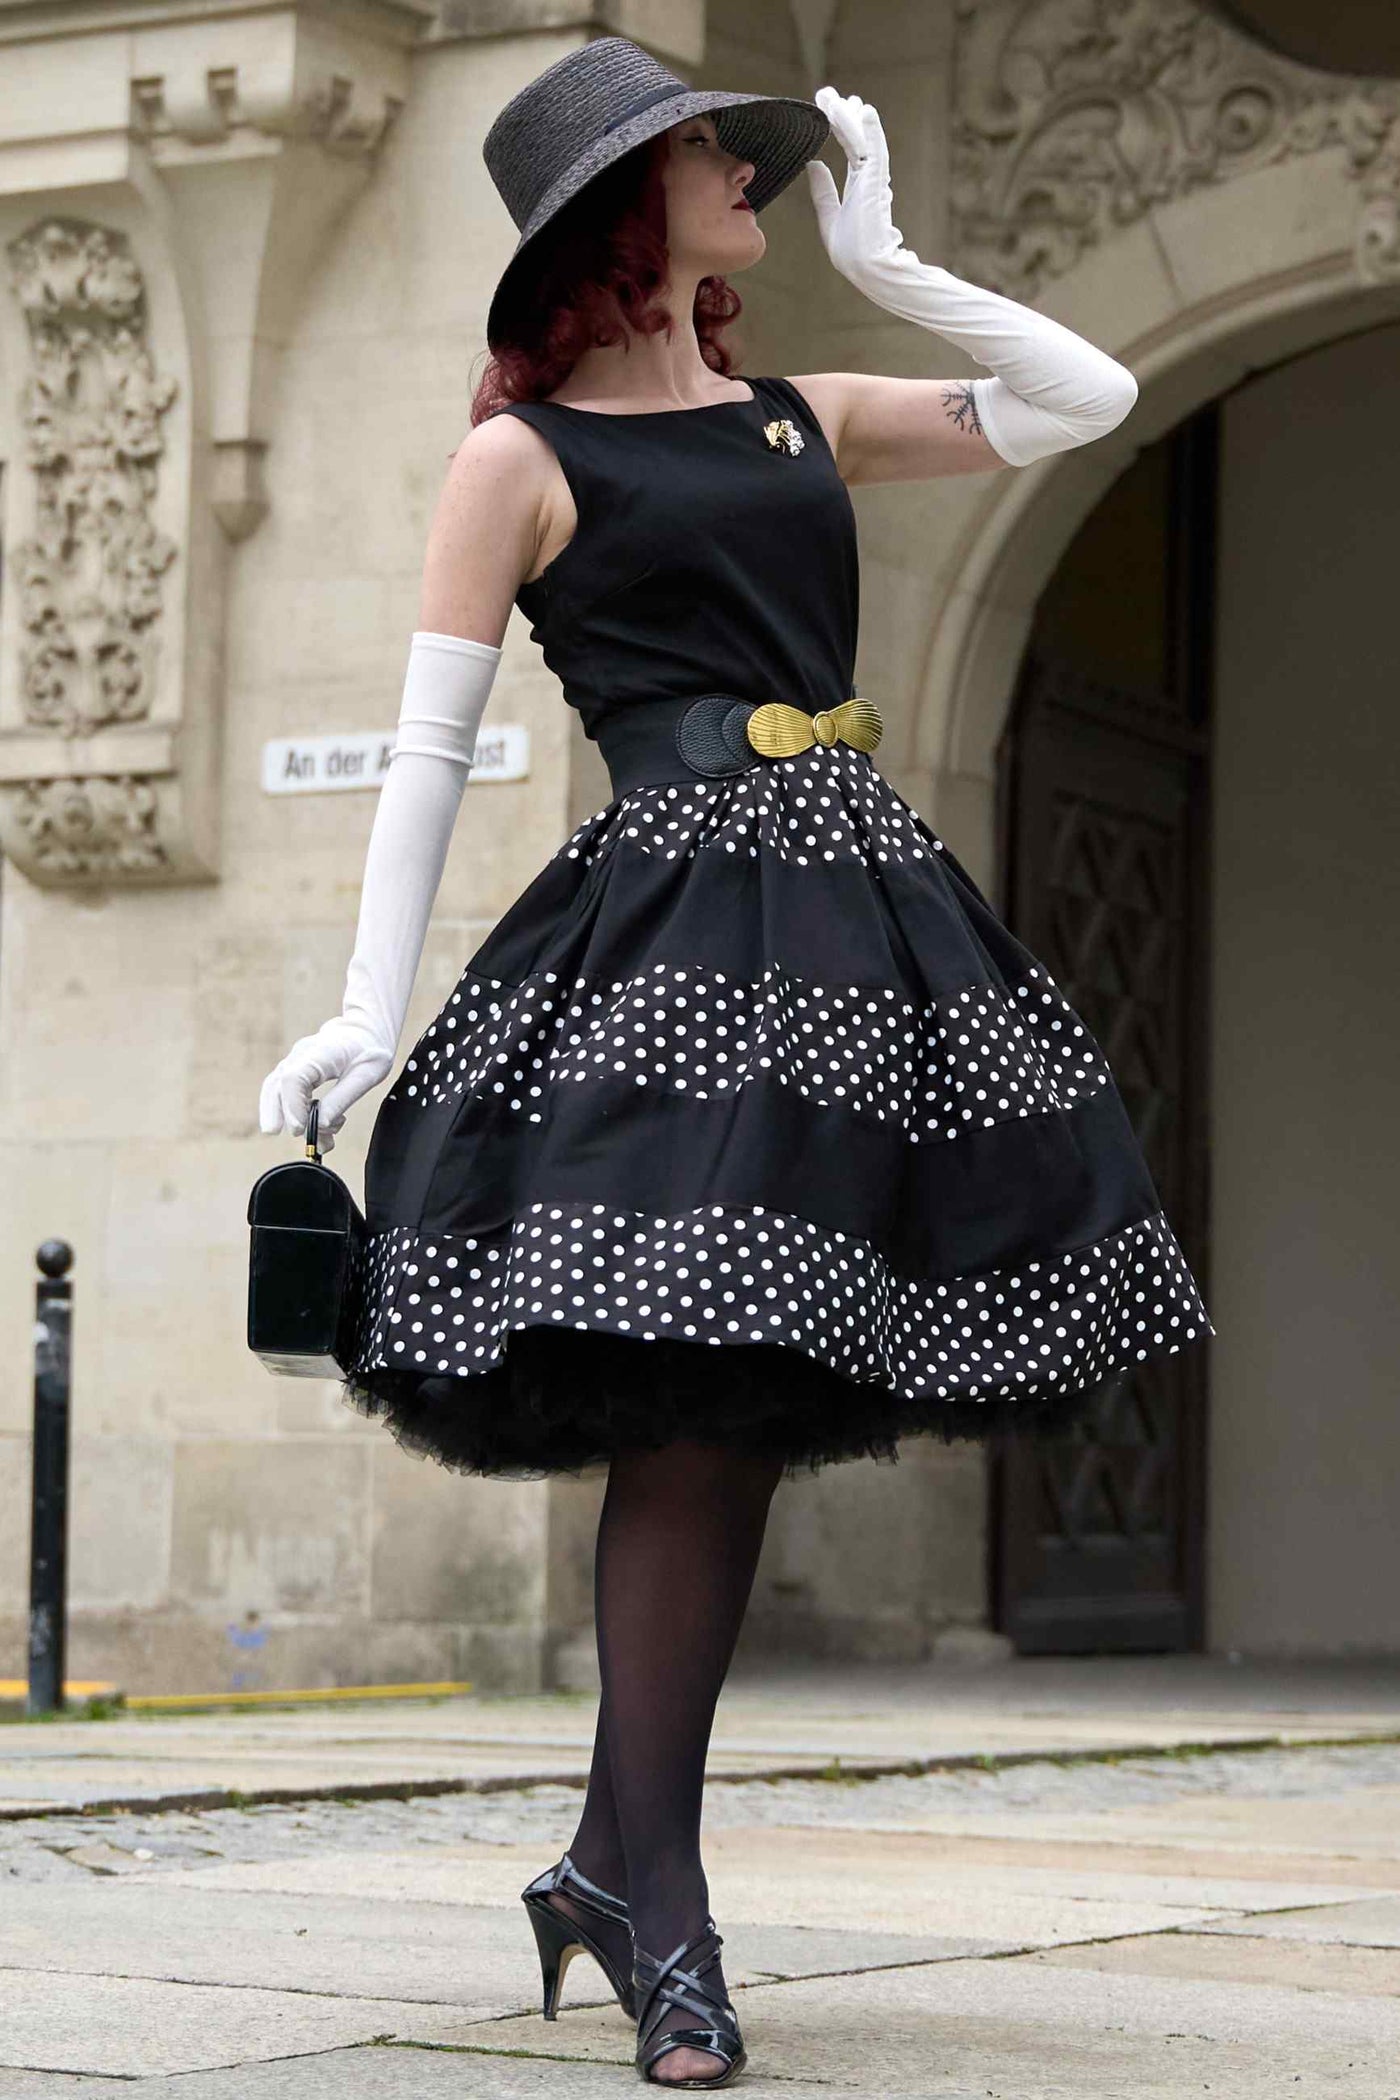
top-left (958, 311), bottom-right (1400, 1657)
top-left (992, 414), bottom-right (1217, 1652)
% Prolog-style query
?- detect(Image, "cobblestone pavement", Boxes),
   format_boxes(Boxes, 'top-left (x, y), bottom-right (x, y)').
top-left (5, 1737), bottom-right (1400, 1883)
top-left (8, 1655), bottom-right (1398, 1819)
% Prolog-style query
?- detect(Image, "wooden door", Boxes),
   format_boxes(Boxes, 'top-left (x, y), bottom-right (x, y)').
top-left (992, 414), bottom-right (1215, 1653)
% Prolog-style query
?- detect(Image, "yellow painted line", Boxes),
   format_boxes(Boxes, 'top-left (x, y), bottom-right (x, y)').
top-left (125, 1681), bottom-right (475, 1713)
top-left (0, 1682), bottom-right (119, 1699)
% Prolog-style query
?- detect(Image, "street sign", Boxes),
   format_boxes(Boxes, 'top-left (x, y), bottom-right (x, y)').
top-left (261, 724), bottom-right (529, 795)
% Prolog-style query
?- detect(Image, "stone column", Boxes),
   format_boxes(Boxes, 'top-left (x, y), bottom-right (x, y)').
top-left (0, 0), bottom-right (431, 888)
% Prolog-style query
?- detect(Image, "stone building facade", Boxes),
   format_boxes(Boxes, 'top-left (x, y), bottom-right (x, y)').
top-left (1, 0), bottom-right (1396, 1692)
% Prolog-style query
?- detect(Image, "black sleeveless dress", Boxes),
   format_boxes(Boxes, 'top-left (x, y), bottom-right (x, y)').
top-left (343, 375), bottom-right (1211, 1478)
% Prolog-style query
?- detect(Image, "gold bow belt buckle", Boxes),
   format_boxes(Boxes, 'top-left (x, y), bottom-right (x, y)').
top-left (672, 692), bottom-right (884, 781)
top-left (745, 697), bottom-right (883, 760)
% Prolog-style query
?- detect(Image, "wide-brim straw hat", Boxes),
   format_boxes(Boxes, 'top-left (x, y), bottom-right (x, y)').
top-left (482, 35), bottom-right (830, 351)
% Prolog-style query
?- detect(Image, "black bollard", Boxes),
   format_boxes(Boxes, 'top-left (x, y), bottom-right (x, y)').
top-left (27, 1240), bottom-right (74, 1718)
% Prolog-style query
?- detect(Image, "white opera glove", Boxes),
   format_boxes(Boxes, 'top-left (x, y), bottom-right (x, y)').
top-left (806, 88), bottom-right (1138, 467)
top-left (258, 631), bottom-right (502, 1153)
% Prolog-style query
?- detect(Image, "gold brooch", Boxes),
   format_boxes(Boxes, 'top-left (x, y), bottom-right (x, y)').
top-left (746, 696), bottom-right (883, 758)
top-left (763, 418), bottom-right (804, 456)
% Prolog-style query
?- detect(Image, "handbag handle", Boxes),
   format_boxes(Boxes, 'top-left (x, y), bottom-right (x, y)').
top-left (306, 1098), bottom-right (322, 1163)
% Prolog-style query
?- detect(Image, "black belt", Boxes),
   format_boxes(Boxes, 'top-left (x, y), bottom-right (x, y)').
top-left (594, 691), bottom-right (884, 798)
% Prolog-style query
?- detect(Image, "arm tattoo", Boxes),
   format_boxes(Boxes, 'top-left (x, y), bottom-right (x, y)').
top-left (941, 381), bottom-right (984, 438)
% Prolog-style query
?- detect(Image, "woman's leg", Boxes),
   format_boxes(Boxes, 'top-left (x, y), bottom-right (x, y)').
top-left (544, 1692), bottom-right (633, 1986)
top-left (567, 1697), bottom-right (627, 1890)
top-left (593, 1437), bottom-right (784, 2083)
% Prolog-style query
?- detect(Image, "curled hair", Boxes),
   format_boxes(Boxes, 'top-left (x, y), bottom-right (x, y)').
top-left (470, 132), bottom-right (743, 421)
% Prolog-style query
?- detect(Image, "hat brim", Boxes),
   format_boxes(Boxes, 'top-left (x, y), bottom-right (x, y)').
top-left (485, 88), bottom-right (830, 353)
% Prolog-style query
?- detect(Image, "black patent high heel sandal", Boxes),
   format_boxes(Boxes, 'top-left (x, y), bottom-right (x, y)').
top-left (521, 1851), bottom-right (637, 2020)
top-left (632, 1918), bottom-right (747, 2088)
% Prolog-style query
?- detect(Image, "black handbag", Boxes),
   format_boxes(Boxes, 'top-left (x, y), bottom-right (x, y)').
top-left (247, 1101), bottom-right (368, 1378)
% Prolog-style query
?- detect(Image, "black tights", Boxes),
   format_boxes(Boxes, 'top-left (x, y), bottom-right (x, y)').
top-left (559, 1439), bottom-right (783, 2077)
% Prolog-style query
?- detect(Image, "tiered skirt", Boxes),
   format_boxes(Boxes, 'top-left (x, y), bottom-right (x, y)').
top-left (343, 743), bottom-right (1211, 1478)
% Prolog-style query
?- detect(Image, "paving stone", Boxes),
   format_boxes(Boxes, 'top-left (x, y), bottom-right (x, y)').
top-left (0, 2045), bottom-right (863, 2099)
top-left (124, 1842), bottom-right (536, 1907)
top-left (718, 1843), bottom-right (1365, 1915)
top-left (472, 1953), bottom-right (1400, 2096)
top-left (1031, 1929), bottom-right (1400, 1995)
top-left (133, 1829), bottom-right (1230, 1947)
top-left (0, 1884), bottom-right (615, 2012)
top-left (0, 1973), bottom-right (488, 2078)
top-left (0, 2077), bottom-right (133, 2097)
top-left (46, 1841), bottom-right (154, 1876)
top-left (722, 1919), bottom-right (1001, 1977)
top-left (884, 1786), bottom-right (1400, 1861)
top-left (746, 1826), bottom-right (1400, 1891)
top-left (0, 1880), bottom-right (981, 2004)
top-left (699, 1824), bottom-right (1232, 1943)
top-left (1202, 1893), bottom-right (1400, 1946)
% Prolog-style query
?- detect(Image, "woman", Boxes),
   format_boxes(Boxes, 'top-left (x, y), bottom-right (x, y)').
top-left (259, 36), bottom-right (1211, 2089)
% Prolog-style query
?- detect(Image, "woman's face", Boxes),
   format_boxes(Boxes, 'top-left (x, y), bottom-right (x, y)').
top-left (661, 113), bottom-right (763, 276)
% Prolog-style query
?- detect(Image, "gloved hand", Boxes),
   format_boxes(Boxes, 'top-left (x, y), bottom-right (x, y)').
top-left (806, 88), bottom-right (1138, 466)
top-left (258, 1017), bottom-right (394, 1155)
top-left (258, 631), bottom-right (502, 1154)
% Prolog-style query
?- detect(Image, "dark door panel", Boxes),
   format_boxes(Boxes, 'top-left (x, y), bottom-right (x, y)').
top-left (992, 415), bottom-right (1215, 1655)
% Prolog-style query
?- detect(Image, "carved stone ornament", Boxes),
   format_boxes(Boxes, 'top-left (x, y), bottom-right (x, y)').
top-left (7, 219), bottom-right (179, 738)
top-left (0, 4), bottom-right (429, 890)
top-left (13, 774), bottom-right (166, 881)
top-left (951, 0), bottom-right (1400, 299)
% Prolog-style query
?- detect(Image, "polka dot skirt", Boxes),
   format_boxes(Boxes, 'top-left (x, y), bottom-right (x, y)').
top-left (401, 956), bottom-right (1110, 1142)
top-left (347, 743), bottom-right (1213, 1472)
top-left (349, 1200), bottom-right (1206, 1406)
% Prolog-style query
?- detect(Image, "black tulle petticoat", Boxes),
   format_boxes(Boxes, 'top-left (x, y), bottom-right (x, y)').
top-left (342, 744), bottom-right (1212, 1479)
top-left (343, 1291), bottom-right (1181, 1483)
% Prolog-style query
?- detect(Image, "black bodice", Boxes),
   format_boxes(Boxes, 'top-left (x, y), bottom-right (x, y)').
top-left (498, 375), bottom-right (860, 738)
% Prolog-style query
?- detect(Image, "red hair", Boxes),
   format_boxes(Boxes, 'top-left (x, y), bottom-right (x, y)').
top-left (470, 131), bottom-right (743, 422)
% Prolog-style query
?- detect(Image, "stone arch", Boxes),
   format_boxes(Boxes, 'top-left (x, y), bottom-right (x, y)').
top-left (928, 256), bottom-right (1400, 827)
top-left (924, 0), bottom-right (1400, 869)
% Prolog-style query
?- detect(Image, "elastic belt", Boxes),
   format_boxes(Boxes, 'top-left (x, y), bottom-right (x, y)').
top-left (593, 691), bottom-right (884, 799)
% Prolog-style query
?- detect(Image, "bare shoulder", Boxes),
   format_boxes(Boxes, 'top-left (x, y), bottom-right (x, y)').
top-left (445, 406), bottom-right (551, 489)
top-left (778, 372), bottom-right (850, 456)
top-left (776, 375), bottom-right (843, 432)
top-left (779, 372), bottom-right (848, 414)
top-left (420, 410), bottom-right (555, 638)
top-left (439, 408), bottom-right (567, 541)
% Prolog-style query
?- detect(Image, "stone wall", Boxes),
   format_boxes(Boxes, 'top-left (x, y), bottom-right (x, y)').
top-left (0, 4), bottom-right (619, 1695)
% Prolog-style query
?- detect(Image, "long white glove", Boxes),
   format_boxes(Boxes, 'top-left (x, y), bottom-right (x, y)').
top-left (807, 89), bottom-right (1138, 466)
top-left (258, 631), bottom-right (502, 1152)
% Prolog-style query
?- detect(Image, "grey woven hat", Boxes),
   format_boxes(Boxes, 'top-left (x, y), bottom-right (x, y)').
top-left (482, 36), bottom-right (830, 350)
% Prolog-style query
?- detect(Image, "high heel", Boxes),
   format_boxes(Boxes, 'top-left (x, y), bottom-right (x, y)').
top-left (632, 1918), bottom-right (746, 2087)
top-left (521, 1851), bottom-right (636, 2020)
